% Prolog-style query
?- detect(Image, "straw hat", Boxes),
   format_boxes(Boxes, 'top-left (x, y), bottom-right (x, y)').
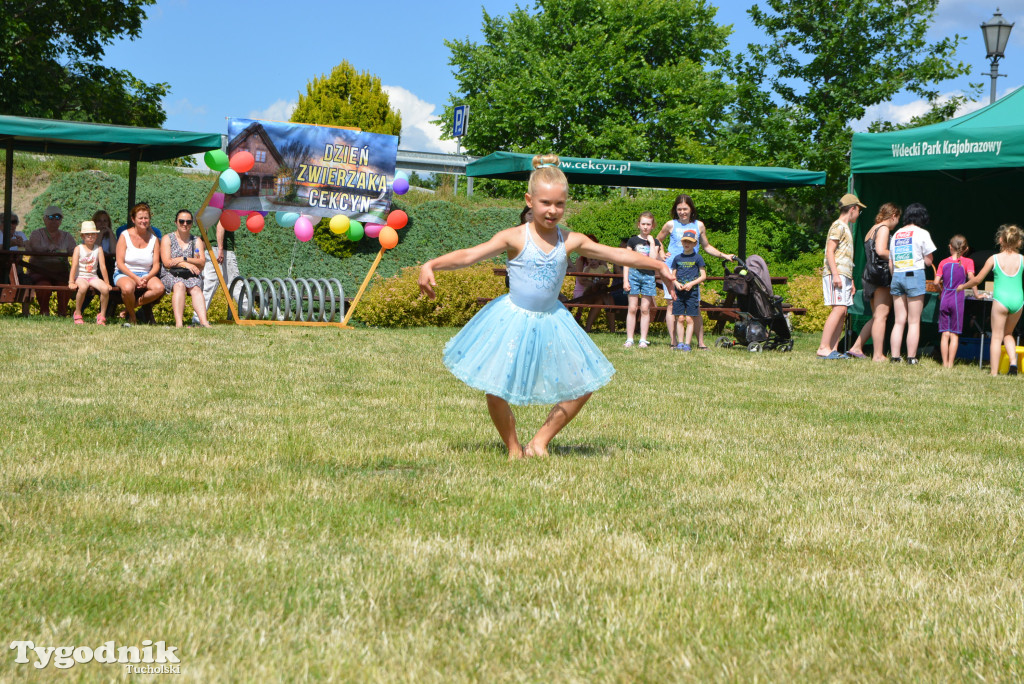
top-left (80, 221), bottom-right (99, 233)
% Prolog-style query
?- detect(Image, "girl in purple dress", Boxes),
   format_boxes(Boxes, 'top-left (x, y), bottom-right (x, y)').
top-left (934, 235), bottom-right (978, 368)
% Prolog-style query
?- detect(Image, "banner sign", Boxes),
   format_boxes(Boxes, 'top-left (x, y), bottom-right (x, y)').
top-left (224, 118), bottom-right (399, 222)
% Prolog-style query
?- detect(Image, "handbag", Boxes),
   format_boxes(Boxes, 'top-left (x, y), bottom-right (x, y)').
top-left (168, 237), bottom-right (196, 279)
top-left (863, 230), bottom-right (891, 286)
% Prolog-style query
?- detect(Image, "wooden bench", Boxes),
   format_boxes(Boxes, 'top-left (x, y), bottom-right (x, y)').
top-left (1, 261), bottom-right (75, 305)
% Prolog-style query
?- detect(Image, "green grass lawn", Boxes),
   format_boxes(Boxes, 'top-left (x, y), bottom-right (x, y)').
top-left (1, 318), bottom-right (1022, 681)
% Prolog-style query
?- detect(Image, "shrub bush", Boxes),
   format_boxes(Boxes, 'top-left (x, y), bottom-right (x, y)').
top-left (357, 262), bottom-right (508, 327)
top-left (785, 269), bottom-right (830, 333)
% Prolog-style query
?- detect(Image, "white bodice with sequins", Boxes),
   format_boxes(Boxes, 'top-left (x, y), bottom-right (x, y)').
top-left (506, 223), bottom-right (567, 312)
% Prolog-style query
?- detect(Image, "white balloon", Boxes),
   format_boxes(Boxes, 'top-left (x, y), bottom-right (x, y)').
top-left (198, 206), bottom-right (222, 229)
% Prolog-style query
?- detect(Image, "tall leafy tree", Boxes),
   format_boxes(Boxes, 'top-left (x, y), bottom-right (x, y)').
top-left (291, 61), bottom-right (402, 136)
top-left (728, 0), bottom-right (974, 223)
top-left (0, 0), bottom-right (169, 126)
top-left (441, 0), bottom-right (734, 164)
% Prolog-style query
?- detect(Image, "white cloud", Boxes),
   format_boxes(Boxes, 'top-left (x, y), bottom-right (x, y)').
top-left (854, 85), bottom-right (1020, 131)
top-left (248, 99), bottom-right (297, 122)
top-left (243, 90), bottom-right (457, 154)
top-left (166, 98), bottom-right (207, 117)
top-left (932, 0), bottom-right (1024, 47)
top-left (383, 85), bottom-right (458, 154)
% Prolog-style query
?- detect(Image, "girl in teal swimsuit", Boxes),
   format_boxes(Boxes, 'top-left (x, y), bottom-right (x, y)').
top-left (960, 224), bottom-right (1024, 376)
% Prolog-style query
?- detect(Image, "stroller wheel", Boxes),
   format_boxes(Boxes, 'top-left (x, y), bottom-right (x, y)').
top-left (747, 342), bottom-right (763, 353)
top-left (715, 335), bottom-right (732, 348)
top-left (777, 341), bottom-right (794, 352)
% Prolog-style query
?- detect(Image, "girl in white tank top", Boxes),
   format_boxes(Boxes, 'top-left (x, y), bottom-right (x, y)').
top-left (69, 222), bottom-right (113, 324)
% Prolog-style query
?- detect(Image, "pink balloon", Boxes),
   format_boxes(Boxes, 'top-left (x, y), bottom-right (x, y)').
top-left (209, 192), bottom-right (225, 209)
top-left (294, 216), bottom-right (314, 242)
top-left (365, 222), bottom-right (383, 239)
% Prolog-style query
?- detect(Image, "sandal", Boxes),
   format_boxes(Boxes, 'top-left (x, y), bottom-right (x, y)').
top-left (96, 314), bottom-right (106, 326)
top-left (73, 313), bottom-right (84, 325)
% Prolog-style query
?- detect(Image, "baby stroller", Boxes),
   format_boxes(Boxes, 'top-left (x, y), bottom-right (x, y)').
top-left (714, 255), bottom-right (794, 352)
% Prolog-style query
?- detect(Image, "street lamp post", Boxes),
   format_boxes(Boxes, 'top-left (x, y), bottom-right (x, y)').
top-left (981, 8), bottom-right (1015, 104)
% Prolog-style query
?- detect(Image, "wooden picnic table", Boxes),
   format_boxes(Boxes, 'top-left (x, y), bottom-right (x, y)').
top-left (484, 268), bottom-right (805, 331)
top-left (492, 268), bottom-right (789, 283)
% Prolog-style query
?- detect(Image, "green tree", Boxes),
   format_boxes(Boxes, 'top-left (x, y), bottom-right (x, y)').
top-left (440, 0), bottom-right (734, 164)
top-left (291, 61), bottom-right (402, 136)
top-left (0, 0), bottom-right (169, 126)
top-left (727, 0), bottom-right (974, 224)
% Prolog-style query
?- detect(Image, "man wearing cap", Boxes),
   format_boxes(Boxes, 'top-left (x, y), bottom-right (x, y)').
top-left (26, 205), bottom-right (77, 316)
top-left (816, 193), bottom-right (864, 359)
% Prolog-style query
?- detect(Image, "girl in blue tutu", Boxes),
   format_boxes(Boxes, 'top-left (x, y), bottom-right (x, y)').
top-left (418, 154), bottom-right (676, 459)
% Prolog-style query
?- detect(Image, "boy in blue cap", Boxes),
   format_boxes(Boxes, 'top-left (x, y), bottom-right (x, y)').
top-left (670, 228), bottom-right (706, 351)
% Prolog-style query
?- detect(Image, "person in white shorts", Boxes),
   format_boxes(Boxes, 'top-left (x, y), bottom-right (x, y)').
top-left (816, 193), bottom-right (864, 359)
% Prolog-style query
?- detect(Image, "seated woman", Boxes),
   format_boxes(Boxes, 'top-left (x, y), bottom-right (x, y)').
top-left (25, 205), bottom-right (77, 316)
top-left (113, 202), bottom-right (165, 325)
top-left (159, 209), bottom-right (211, 328)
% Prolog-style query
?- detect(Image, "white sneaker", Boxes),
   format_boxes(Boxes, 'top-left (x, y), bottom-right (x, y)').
top-left (638, 340), bottom-right (650, 348)
top-left (623, 340), bottom-right (634, 348)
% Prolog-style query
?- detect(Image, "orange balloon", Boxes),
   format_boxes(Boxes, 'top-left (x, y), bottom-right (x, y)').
top-left (246, 213), bottom-right (265, 233)
top-left (230, 151), bottom-right (255, 173)
top-left (220, 210), bottom-right (241, 232)
top-left (378, 226), bottom-right (399, 250)
top-left (386, 209), bottom-right (408, 230)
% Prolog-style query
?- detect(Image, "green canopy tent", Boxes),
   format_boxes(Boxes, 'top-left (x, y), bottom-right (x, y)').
top-left (466, 151), bottom-right (826, 258)
top-left (1, 115), bottom-right (222, 253)
top-left (849, 87), bottom-right (1024, 326)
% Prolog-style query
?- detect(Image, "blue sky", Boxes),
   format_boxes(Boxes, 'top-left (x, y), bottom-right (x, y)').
top-left (102, 0), bottom-right (1023, 156)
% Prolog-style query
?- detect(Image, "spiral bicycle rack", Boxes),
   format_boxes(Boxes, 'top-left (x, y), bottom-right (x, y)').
top-left (230, 277), bottom-right (345, 323)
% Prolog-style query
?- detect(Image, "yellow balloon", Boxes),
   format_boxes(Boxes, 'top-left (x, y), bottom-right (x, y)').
top-left (329, 214), bottom-right (350, 234)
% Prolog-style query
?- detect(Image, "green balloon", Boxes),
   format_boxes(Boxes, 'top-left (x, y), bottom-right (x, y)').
top-left (348, 221), bottom-right (364, 241)
top-left (204, 150), bottom-right (230, 172)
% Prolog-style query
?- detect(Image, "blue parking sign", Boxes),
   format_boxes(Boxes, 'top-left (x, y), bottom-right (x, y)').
top-left (453, 105), bottom-right (468, 138)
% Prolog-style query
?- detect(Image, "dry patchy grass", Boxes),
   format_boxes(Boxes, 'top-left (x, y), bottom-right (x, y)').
top-left (1, 318), bottom-right (1022, 682)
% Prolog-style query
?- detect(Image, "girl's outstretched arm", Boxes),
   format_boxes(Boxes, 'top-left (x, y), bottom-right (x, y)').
top-left (419, 227), bottom-right (518, 299)
top-left (959, 256), bottom-right (995, 291)
top-left (568, 233), bottom-right (676, 287)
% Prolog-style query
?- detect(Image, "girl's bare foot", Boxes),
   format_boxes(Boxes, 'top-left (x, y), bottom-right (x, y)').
top-left (508, 446), bottom-right (526, 461)
top-left (525, 442), bottom-right (548, 458)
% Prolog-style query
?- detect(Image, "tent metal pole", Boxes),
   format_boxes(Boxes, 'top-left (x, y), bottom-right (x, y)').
top-left (3, 140), bottom-right (12, 253)
top-left (738, 187), bottom-right (748, 260)
top-left (127, 148), bottom-right (140, 224)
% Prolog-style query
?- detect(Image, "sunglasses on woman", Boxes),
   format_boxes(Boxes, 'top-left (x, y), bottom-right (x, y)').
top-left (177, 219), bottom-right (194, 225)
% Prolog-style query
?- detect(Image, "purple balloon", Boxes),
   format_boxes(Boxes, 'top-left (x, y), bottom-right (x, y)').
top-left (393, 178), bottom-right (410, 195)
top-left (364, 223), bottom-right (383, 239)
top-left (209, 192), bottom-right (225, 209)
top-left (294, 216), bottom-right (314, 242)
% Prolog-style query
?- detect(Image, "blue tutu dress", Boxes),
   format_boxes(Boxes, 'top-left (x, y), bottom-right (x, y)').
top-left (443, 224), bottom-right (616, 405)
